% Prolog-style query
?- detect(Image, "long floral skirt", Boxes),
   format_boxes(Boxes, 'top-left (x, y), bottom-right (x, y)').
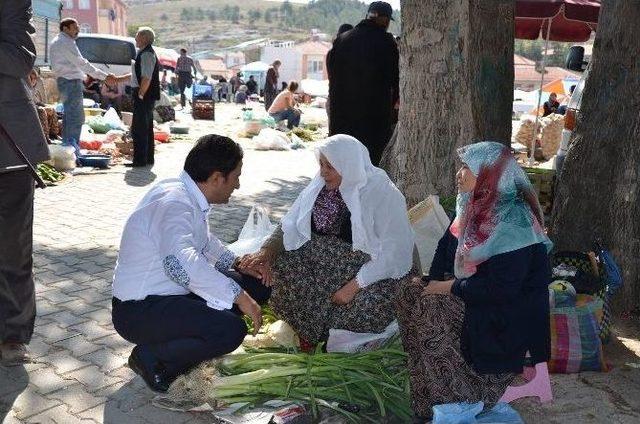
top-left (396, 277), bottom-right (515, 420)
top-left (269, 234), bottom-right (400, 344)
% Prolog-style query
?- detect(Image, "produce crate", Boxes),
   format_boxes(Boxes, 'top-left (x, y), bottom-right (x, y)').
top-left (192, 100), bottom-right (215, 120)
top-left (523, 167), bottom-right (555, 215)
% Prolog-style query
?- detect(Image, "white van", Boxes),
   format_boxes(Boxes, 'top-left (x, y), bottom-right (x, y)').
top-left (76, 34), bottom-right (137, 83)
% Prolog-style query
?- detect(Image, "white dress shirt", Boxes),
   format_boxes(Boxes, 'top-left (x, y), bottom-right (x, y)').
top-left (113, 171), bottom-right (242, 310)
top-left (49, 32), bottom-right (108, 81)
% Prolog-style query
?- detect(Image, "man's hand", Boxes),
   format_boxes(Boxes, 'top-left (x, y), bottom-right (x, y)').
top-left (235, 291), bottom-right (262, 336)
top-left (423, 279), bottom-right (454, 296)
top-left (236, 252), bottom-right (274, 286)
top-left (331, 279), bottom-right (361, 305)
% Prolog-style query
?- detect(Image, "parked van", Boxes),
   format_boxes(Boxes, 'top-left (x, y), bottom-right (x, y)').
top-left (76, 34), bottom-right (137, 83)
top-left (554, 46), bottom-right (589, 176)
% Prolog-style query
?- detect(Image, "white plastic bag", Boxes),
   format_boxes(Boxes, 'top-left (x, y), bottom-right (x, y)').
top-left (227, 206), bottom-right (276, 256)
top-left (48, 144), bottom-right (76, 171)
top-left (408, 195), bottom-right (451, 274)
top-left (327, 320), bottom-right (399, 353)
top-left (103, 107), bottom-right (125, 130)
top-left (252, 128), bottom-right (290, 151)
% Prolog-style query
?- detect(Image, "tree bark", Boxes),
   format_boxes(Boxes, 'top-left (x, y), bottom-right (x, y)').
top-left (550, 0), bottom-right (640, 313)
top-left (380, 0), bottom-right (514, 206)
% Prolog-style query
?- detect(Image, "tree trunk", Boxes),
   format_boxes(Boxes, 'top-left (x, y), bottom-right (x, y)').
top-left (380, 0), bottom-right (514, 206)
top-left (550, 0), bottom-right (640, 313)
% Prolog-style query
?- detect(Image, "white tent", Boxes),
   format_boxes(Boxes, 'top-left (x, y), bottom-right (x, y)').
top-left (241, 62), bottom-right (270, 92)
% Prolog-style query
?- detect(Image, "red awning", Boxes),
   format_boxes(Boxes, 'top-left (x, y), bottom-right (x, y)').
top-left (515, 0), bottom-right (600, 42)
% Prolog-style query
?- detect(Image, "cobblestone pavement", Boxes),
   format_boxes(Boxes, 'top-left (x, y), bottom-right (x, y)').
top-left (0, 112), bottom-right (318, 423)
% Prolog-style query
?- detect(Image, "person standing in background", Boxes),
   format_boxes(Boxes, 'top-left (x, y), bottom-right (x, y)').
top-left (264, 60), bottom-right (281, 111)
top-left (176, 48), bottom-right (197, 109)
top-left (50, 18), bottom-right (116, 146)
top-left (0, 0), bottom-right (51, 364)
top-left (109, 27), bottom-right (161, 167)
top-left (327, 2), bottom-right (399, 166)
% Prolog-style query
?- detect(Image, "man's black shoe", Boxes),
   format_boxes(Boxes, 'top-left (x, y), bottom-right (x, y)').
top-left (127, 347), bottom-right (171, 393)
top-left (124, 162), bottom-right (146, 168)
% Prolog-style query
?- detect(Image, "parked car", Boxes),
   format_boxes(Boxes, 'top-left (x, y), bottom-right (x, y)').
top-left (76, 33), bottom-right (137, 86)
top-left (554, 46), bottom-right (589, 176)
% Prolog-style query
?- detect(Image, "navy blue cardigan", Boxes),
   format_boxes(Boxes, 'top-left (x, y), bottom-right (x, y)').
top-left (429, 224), bottom-right (551, 374)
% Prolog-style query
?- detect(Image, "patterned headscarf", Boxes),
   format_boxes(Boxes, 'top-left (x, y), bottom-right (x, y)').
top-left (450, 141), bottom-right (552, 279)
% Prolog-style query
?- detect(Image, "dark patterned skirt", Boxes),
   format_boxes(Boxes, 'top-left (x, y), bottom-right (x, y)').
top-left (269, 234), bottom-right (400, 344)
top-left (396, 278), bottom-right (515, 420)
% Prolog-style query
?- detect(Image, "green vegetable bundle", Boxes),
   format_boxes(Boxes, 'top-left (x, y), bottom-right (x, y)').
top-left (36, 163), bottom-right (64, 184)
top-left (168, 342), bottom-right (411, 422)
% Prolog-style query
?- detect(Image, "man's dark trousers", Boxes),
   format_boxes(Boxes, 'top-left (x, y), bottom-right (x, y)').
top-left (0, 170), bottom-right (36, 344)
top-left (131, 89), bottom-right (155, 166)
top-left (177, 71), bottom-right (191, 108)
top-left (112, 271), bottom-right (271, 378)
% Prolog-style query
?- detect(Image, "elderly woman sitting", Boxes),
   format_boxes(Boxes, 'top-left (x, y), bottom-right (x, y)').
top-left (396, 141), bottom-right (552, 421)
top-left (241, 134), bottom-right (414, 346)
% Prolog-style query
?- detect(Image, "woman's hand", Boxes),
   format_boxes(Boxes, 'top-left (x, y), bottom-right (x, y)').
top-left (236, 250), bottom-right (274, 286)
top-left (423, 279), bottom-right (454, 295)
top-left (331, 279), bottom-right (361, 305)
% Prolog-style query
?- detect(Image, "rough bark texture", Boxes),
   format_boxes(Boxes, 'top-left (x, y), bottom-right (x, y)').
top-left (380, 0), bottom-right (514, 206)
top-left (551, 0), bottom-right (640, 313)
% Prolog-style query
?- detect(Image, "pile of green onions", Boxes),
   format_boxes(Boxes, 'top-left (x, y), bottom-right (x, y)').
top-left (202, 343), bottom-right (411, 422)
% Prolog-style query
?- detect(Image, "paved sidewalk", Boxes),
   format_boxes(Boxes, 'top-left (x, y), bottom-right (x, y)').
top-left (1, 132), bottom-right (318, 423)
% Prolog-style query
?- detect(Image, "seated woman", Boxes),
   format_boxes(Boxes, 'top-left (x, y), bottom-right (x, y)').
top-left (268, 81), bottom-right (301, 130)
top-left (234, 85), bottom-right (248, 105)
top-left (396, 141), bottom-right (552, 421)
top-left (241, 134), bottom-right (414, 346)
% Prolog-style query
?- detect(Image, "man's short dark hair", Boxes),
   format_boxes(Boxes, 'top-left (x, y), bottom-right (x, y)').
top-left (288, 81), bottom-right (299, 92)
top-left (184, 135), bottom-right (243, 182)
top-left (60, 18), bottom-right (77, 32)
top-left (180, 48), bottom-right (187, 54)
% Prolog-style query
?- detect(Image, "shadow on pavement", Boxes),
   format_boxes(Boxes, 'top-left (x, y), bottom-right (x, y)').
top-left (124, 167), bottom-right (157, 187)
top-left (0, 364), bottom-right (28, 421)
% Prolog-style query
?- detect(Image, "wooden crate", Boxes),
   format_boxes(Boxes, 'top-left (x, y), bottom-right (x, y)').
top-left (192, 100), bottom-right (215, 120)
top-left (523, 167), bottom-right (555, 214)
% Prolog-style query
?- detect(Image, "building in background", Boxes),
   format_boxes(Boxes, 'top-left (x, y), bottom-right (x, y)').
top-left (514, 54), bottom-right (581, 91)
top-left (33, 0), bottom-right (63, 66)
top-left (61, 0), bottom-right (128, 36)
top-left (260, 32), bottom-right (331, 84)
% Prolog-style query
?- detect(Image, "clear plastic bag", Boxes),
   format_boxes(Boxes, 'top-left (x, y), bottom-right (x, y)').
top-left (227, 206), bottom-right (276, 256)
top-left (327, 320), bottom-right (399, 353)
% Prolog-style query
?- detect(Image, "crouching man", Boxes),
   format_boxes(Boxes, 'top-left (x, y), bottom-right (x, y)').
top-left (111, 134), bottom-right (269, 392)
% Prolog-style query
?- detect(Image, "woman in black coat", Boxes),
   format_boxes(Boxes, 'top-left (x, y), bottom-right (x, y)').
top-left (396, 142), bottom-right (552, 421)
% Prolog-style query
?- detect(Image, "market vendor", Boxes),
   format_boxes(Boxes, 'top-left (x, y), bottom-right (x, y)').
top-left (268, 81), bottom-right (301, 130)
top-left (239, 134), bottom-right (415, 348)
top-left (395, 141), bottom-right (552, 421)
top-left (111, 135), bottom-right (271, 393)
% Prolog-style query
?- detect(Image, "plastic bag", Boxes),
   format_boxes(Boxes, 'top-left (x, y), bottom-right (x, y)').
top-left (252, 128), bottom-right (290, 151)
top-left (103, 107), bottom-right (125, 130)
top-left (408, 195), bottom-right (451, 274)
top-left (290, 133), bottom-right (305, 150)
top-left (327, 320), bottom-right (398, 353)
top-left (227, 206), bottom-right (276, 256)
top-left (433, 402), bottom-right (523, 424)
top-left (87, 116), bottom-right (111, 134)
top-left (49, 144), bottom-right (76, 171)
top-left (549, 295), bottom-right (607, 373)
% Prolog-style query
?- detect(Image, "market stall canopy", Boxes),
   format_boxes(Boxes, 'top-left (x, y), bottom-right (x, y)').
top-left (155, 47), bottom-right (179, 70)
top-left (242, 61), bottom-right (270, 72)
top-left (515, 0), bottom-right (600, 42)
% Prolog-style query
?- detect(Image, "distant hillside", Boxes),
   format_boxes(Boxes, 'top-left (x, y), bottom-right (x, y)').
top-left (124, 0), bottom-right (400, 53)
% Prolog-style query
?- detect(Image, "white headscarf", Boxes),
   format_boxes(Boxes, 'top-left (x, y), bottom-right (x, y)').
top-left (281, 134), bottom-right (414, 285)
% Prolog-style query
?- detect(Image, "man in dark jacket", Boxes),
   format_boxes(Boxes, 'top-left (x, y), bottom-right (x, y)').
top-left (326, 1), bottom-right (399, 166)
top-left (0, 0), bottom-right (50, 364)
